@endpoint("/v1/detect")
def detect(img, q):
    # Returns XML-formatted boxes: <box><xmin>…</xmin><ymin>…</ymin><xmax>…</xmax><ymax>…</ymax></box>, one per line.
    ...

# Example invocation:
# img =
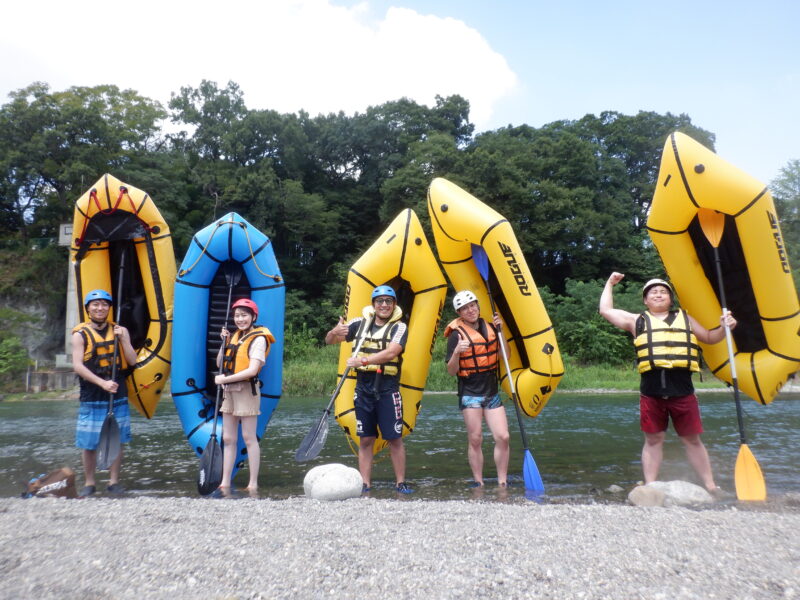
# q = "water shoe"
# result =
<box><xmin>396</xmin><ymin>482</ymin><xmax>414</xmax><ymax>494</ymax></box>
<box><xmin>78</xmin><ymin>485</ymin><xmax>96</xmax><ymax>498</ymax></box>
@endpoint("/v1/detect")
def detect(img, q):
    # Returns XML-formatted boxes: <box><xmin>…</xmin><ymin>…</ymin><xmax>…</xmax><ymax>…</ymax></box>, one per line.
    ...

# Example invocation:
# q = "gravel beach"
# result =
<box><xmin>1</xmin><ymin>495</ymin><xmax>798</xmax><ymax>599</ymax></box>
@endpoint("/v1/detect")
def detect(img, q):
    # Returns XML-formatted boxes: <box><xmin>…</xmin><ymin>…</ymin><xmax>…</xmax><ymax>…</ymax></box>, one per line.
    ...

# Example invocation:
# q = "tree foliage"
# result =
<box><xmin>541</xmin><ymin>278</ymin><xmax>644</xmax><ymax>366</ymax></box>
<box><xmin>771</xmin><ymin>159</ymin><xmax>800</xmax><ymax>288</ymax></box>
<box><xmin>0</xmin><ymin>82</ymin><xmax>166</xmax><ymax>240</ymax></box>
<box><xmin>6</xmin><ymin>78</ymin><xmax>787</xmax><ymax>364</ymax></box>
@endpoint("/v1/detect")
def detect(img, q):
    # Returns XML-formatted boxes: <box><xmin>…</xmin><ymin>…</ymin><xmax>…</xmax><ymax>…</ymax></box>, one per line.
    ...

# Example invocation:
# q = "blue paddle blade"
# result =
<box><xmin>471</xmin><ymin>244</ymin><xmax>490</xmax><ymax>280</ymax></box>
<box><xmin>523</xmin><ymin>449</ymin><xmax>545</xmax><ymax>494</ymax></box>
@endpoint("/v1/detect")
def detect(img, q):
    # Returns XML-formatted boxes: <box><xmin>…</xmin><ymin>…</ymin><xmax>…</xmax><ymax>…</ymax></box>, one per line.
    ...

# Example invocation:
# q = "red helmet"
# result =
<box><xmin>231</xmin><ymin>298</ymin><xmax>258</xmax><ymax>319</ymax></box>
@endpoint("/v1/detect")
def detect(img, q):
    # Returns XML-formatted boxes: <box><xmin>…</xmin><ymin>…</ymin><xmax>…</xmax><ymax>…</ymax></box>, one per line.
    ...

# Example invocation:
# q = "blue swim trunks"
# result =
<box><xmin>459</xmin><ymin>393</ymin><xmax>503</xmax><ymax>411</ymax></box>
<box><xmin>75</xmin><ymin>397</ymin><xmax>132</xmax><ymax>450</ymax></box>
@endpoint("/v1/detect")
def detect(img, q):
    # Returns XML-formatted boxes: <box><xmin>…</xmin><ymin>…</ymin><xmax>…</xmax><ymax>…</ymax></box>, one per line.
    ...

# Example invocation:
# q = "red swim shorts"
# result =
<box><xmin>639</xmin><ymin>394</ymin><xmax>704</xmax><ymax>436</ymax></box>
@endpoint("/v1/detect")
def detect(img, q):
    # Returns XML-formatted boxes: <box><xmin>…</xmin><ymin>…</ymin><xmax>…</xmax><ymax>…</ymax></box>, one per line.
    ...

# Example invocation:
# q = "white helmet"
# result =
<box><xmin>642</xmin><ymin>278</ymin><xmax>673</xmax><ymax>299</ymax></box>
<box><xmin>453</xmin><ymin>290</ymin><xmax>478</xmax><ymax>311</ymax></box>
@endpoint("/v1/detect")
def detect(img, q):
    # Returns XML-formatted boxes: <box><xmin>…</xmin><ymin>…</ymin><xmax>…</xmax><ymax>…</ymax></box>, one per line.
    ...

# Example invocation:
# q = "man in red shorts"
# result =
<box><xmin>599</xmin><ymin>272</ymin><xmax>737</xmax><ymax>493</ymax></box>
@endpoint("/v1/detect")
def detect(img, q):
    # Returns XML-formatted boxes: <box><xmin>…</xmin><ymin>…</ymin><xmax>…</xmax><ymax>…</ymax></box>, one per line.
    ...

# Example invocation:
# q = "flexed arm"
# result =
<box><xmin>599</xmin><ymin>272</ymin><xmax>638</xmax><ymax>336</ymax></box>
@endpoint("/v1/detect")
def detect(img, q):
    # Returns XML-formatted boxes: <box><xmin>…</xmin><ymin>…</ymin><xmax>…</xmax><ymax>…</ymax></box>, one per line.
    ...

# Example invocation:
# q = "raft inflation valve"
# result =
<box><xmin>694</xmin><ymin>164</ymin><xmax>705</xmax><ymax>173</ymax></box>
<box><xmin>441</xmin><ymin>204</ymin><xmax>448</xmax><ymax>212</ymax></box>
<box><xmin>415</xmin><ymin>237</ymin><xmax>422</xmax><ymax>245</ymax></box>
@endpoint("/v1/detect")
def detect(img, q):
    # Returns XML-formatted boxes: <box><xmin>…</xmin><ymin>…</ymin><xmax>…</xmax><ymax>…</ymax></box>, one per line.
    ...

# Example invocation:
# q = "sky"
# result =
<box><xmin>1</xmin><ymin>0</ymin><xmax>797</xmax><ymax>184</ymax></box>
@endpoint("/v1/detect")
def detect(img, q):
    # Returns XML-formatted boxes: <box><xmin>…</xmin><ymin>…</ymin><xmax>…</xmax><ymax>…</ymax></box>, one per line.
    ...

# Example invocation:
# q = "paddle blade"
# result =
<box><xmin>295</xmin><ymin>413</ymin><xmax>330</xmax><ymax>462</ymax></box>
<box><xmin>735</xmin><ymin>444</ymin><xmax>767</xmax><ymax>501</ymax></box>
<box><xmin>96</xmin><ymin>413</ymin><xmax>121</xmax><ymax>471</ymax></box>
<box><xmin>697</xmin><ymin>208</ymin><xmax>725</xmax><ymax>248</ymax></box>
<box><xmin>223</xmin><ymin>260</ymin><xmax>243</xmax><ymax>287</ymax></box>
<box><xmin>197</xmin><ymin>437</ymin><xmax>223</xmax><ymax>495</ymax></box>
<box><xmin>471</xmin><ymin>244</ymin><xmax>490</xmax><ymax>281</ymax></box>
<box><xmin>522</xmin><ymin>449</ymin><xmax>545</xmax><ymax>495</ymax></box>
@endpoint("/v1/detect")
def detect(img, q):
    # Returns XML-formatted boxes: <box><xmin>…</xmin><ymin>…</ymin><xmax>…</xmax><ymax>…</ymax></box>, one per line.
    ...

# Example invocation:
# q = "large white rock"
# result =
<box><xmin>627</xmin><ymin>485</ymin><xmax>666</xmax><ymax>507</ymax></box>
<box><xmin>303</xmin><ymin>463</ymin><xmax>363</xmax><ymax>501</ymax></box>
<box><xmin>628</xmin><ymin>480</ymin><xmax>714</xmax><ymax>507</ymax></box>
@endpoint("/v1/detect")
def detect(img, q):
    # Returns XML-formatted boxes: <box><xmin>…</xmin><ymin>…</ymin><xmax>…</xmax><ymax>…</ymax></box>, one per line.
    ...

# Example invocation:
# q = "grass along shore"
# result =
<box><xmin>282</xmin><ymin>341</ymin><xmax>731</xmax><ymax>396</ymax></box>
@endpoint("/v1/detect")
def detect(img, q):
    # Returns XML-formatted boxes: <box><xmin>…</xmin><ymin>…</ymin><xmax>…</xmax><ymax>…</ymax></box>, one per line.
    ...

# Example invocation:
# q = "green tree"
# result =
<box><xmin>379</xmin><ymin>131</ymin><xmax>462</xmax><ymax>222</ymax></box>
<box><xmin>449</xmin><ymin>124</ymin><xmax>648</xmax><ymax>292</ymax></box>
<box><xmin>0</xmin><ymin>82</ymin><xmax>166</xmax><ymax>239</ymax></box>
<box><xmin>771</xmin><ymin>158</ymin><xmax>800</xmax><ymax>287</ymax></box>
<box><xmin>541</xmin><ymin>277</ymin><xmax>644</xmax><ymax>365</ymax></box>
<box><xmin>570</xmin><ymin>111</ymin><xmax>715</xmax><ymax>231</ymax></box>
<box><xmin>0</xmin><ymin>335</ymin><xmax>29</xmax><ymax>389</ymax></box>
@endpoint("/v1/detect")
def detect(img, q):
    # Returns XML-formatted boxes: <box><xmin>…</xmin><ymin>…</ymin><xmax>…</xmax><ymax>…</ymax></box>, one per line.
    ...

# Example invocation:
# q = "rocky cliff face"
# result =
<box><xmin>1</xmin><ymin>245</ymin><xmax>71</xmax><ymax>365</ymax></box>
<box><xmin>1</xmin><ymin>296</ymin><xmax>67</xmax><ymax>363</ymax></box>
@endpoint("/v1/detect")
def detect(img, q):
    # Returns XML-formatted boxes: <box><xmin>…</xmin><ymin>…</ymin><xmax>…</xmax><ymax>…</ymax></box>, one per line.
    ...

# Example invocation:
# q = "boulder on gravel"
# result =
<box><xmin>303</xmin><ymin>463</ymin><xmax>363</xmax><ymax>501</ymax></box>
<box><xmin>628</xmin><ymin>480</ymin><xmax>714</xmax><ymax>507</ymax></box>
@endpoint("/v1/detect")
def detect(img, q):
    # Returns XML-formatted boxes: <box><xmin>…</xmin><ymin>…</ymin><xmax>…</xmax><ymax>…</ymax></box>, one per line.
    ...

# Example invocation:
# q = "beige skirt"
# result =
<box><xmin>220</xmin><ymin>381</ymin><xmax>261</xmax><ymax>417</ymax></box>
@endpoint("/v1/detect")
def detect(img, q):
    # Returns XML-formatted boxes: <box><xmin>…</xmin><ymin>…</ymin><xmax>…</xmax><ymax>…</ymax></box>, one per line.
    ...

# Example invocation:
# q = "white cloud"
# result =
<box><xmin>0</xmin><ymin>0</ymin><xmax>518</xmax><ymax>129</ymax></box>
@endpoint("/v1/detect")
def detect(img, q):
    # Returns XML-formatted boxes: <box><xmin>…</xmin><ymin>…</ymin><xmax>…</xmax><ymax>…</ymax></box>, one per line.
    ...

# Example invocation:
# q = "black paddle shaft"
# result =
<box><xmin>294</xmin><ymin>315</ymin><xmax>373</xmax><ymax>462</ymax></box>
<box><xmin>210</xmin><ymin>263</ymin><xmax>243</xmax><ymax>440</ymax></box>
<box><xmin>481</xmin><ymin>276</ymin><xmax>532</xmax><ymax>452</ymax></box>
<box><xmin>711</xmin><ymin>247</ymin><xmax>748</xmax><ymax>445</ymax></box>
<box><xmin>108</xmin><ymin>251</ymin><xmax>127</xmax><ymax>412</ymax></box>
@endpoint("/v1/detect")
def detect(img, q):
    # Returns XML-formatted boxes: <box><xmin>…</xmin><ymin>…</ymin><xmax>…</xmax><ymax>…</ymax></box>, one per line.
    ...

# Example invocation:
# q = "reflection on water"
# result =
<box><xmin>1</xmin><ymin>391</ymin><xmax>798</xmax><ymax>504</ymax></box>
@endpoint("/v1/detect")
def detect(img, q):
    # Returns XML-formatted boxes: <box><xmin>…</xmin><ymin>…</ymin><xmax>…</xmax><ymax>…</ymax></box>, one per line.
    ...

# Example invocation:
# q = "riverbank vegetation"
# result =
<box><xmin>280</xmin><ymin>333</ymin><xmax>728</xmax><ymax>397</ymax></box>
<box><xmin>1</xmin><ymin>81</ymin><xmax>798</xmax><ymax>387</ymax></box>
<box><xmin>1</xmin><ymin>358</ymin><xmax>728</xmax><ymax>401</ymax></box>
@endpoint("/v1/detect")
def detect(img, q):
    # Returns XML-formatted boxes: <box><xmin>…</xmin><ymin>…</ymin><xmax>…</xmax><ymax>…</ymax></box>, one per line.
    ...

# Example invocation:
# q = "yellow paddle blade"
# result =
<box><xmin>697</xmin><ymin>208</ymin><xmax>725</xmax><ymax>248</ymax></box>
<box><xmin>735</xmin><ymin>444</ymin><xmax>767</xmax><ymax>501</ymax></box>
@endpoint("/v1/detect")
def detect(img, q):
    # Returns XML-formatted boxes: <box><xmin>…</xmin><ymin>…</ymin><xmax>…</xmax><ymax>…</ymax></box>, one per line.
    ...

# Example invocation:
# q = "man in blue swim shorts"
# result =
<box><xmin>325</xmin><ymin>285</ymin><xmax>412</xmax><ymax>494</ymax></box>
<box><xmin>444</xmin><ymin>290</ymin><xmax>510</xmax><ymax>488</ymax></box>
<box><xmin>72</xmin><ymin>289</ymin><xmax>138</xmax><ymax>497</ymax></box>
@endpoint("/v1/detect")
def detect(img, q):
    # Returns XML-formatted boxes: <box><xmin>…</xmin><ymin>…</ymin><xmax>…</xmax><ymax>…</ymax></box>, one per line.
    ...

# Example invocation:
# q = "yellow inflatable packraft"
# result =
<box><xmin>71</xmin><ymin>174</ymin><xmax>175</xmax><ymax>417</ymax></box>
<box><xmin>427</xmin><ymin>177</ymin><xmax>563</xmax><ymax>417</ymax></box>
<box><xmin>334</xmin><ymin>209</ymin><xmax>447</xmax><ymax>455</ymax></box>
<box><xmin>648</xmin><ymin>132</ymin><xmax>800</xmax><ymax>404</ymax></box>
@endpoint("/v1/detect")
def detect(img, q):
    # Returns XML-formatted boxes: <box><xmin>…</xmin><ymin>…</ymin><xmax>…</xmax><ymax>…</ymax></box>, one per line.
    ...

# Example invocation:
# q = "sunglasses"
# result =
<box><xmin>373</xmin><ymin>298</ymin><xmax>394</xmax><ymax>305</ymax></box>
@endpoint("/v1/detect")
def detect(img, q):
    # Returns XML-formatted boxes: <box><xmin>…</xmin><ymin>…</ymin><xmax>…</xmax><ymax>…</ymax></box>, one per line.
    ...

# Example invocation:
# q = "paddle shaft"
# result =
<box><xmin>294</xmin><ymin>316</ymin><xmax>373</xmax><ymax>461</ymax></box>
<box><xmin>211</xmin><ymin>267</ymin><xmax>240</xmax><ymax>440</ymax></box>
<box><xmin>108</xmin><ymin>251</ymin><xmax>126</xmax><ymax>412</ymax></box>
<box><xmin>315</xmin><ymin>318</ymin><xmax>372</xmax><ymax>428</ymax></box>
<box><xmin>710</xmin><ymin>247</ymin><xmax>748</xmax><ymax>445</ymax></box>
<box><xmin>481</xmin><ymin>278</ymin><xmax>532</xmax><ymax>452</ymax></box>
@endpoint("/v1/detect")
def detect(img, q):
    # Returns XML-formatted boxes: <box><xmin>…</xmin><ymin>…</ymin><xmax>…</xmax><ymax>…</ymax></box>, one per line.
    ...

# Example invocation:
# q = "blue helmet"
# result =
<box><xmin>371</xmin><ymin>285</ymin><xmax>396</xmax><ymax>301</ymax></box>
<box><xmin>84</xmin><ymin>289</ymin><xmax>113</xmax><ymax>306</ymax></box>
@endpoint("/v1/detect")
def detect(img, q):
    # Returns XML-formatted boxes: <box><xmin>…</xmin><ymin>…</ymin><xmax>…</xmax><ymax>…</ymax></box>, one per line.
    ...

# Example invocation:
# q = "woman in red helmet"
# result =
<box><xmin>215</xmin><ymin>298</ymin><xmax>275</xmax><ymax>492</ymax></box>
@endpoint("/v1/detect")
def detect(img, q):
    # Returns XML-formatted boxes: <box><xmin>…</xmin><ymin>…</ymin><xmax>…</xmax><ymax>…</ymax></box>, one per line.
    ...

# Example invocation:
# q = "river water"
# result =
<box><xmin>1</xmin><ymin>391</ymin><xmax>798</xmax><ymax>504</ymax></box>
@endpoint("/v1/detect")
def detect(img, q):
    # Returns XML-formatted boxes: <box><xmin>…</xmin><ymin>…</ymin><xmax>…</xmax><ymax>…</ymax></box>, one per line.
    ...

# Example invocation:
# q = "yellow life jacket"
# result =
<box><xmin>355</xmin><ymin>305</ymin><xmax>403</xmax><ymax>376</ymax></box>
<box><xmin>72</xmin><ymin>321</ymin><xmax>128</xmax><ymax>378</ymax></box>
<box><xmin>634</xmin><ymin>309</ymin><xmax>701</xmax><ymax>373</ymax></box>
<box><xmin>444</xmin><ymin>317</ymin><xmax>499</xmax><ymax>377</ymax></box>
<box><xmin>222</xmin><ymin>326</ymin><xmax>275</xmax><ymax>376</ymax></box>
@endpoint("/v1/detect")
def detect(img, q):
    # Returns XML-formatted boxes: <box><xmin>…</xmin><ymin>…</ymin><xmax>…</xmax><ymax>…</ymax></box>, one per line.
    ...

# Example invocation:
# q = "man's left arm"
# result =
<box><xmin>689</xmin><ymin>311</ymin><xmax>736</xmax><ymax>345</ymax></box>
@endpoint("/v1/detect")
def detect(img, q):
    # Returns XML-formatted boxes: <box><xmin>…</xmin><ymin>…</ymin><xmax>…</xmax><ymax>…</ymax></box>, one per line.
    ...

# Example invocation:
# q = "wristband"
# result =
<box><xmin>361</xmin><ymin>357</ymin><xmax>369</xmax><ymax>366</ymax></box>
